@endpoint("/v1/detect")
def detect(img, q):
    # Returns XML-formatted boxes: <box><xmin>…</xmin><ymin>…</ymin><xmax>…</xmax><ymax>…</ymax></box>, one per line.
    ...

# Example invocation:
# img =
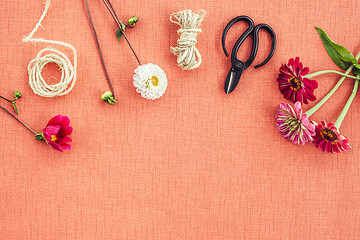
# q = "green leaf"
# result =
<box><xmin>316</xmin><ymin>27</ymin><xmax>357</xmax><ymax>70</ymax></box>
<box><xmin>12</xmin><ymin>102</ymin><xmax>18</xmax><ymax>115</ymax></box>
<box><xmin>116</xmin><ymin>23</ymin><xmax>126</xmax><ymax>42</ymax></box>
<box><xmin>116</xmin><ymin>28</ymin><xmax>123</xmax><ymax>41</ymax></box>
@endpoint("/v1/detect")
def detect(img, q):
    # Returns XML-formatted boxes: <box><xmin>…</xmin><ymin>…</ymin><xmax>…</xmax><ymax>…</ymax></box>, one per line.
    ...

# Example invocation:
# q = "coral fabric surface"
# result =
<box><xmin>1</xmin><ymin>0</ymin><xmax>360</xmax><ymax>239</ymax></box>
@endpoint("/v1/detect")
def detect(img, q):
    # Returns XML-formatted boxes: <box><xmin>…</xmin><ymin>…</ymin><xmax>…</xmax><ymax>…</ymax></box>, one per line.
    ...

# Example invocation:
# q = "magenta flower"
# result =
<box><xmin>276</xmin><ymin>101</ymin><xmax>315</xmax><ymax>145</ymax></box>
<box><xmin>42</xmin><ymin>115</ymin><xmax>72</xmax><ymax>152</ymax></box>
<box><xmin>277</xmin><ymin>57</ymin><xmax>318</xmax><ymax>104</ymax></box>
<box><xmin>313</xmin><ymin>121</ymin><xmax>351</xmax><ymax>153</ymax></box>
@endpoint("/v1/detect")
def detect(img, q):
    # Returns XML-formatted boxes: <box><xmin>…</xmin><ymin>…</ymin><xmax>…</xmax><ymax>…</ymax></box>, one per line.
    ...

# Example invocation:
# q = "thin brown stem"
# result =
<box><xmin>84</xmin><ymin>0</ymin><xmax>116</xmax><ymax>99</ymax></box>
<box><xmin>0</xmin><ymin>95</ymin><xmax>15</xmax><ymax>103</ymax></box>
<box><xmin>0</xmin><ymin>104</ymin><xmax>37</xmax><ymax>134</ymax></box>
<box><xmin>102</xmin><ymin>0</ymin><xmax>142</xmax><ymax>65</ymax></box>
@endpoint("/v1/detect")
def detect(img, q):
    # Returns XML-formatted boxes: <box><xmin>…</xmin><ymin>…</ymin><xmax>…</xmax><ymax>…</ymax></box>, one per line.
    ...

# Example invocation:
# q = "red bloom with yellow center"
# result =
<box><xmin>313</xmin><ymin>121</ymin><xmax>351</xmax><ymax>153</ymax></box>
<box><xmin>42</xmin><ymin>115</ymin><xmax>72</xmax><ymax>152</ymax></box>
<box><xmin>277</xmin><ymin>57</ymin><xmax>318</xmax><ymax>104</ymax></box>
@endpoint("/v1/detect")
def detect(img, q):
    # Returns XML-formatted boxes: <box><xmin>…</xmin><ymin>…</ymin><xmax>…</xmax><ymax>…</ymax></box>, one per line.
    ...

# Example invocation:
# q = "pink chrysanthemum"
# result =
<box><xmin>276</xmin><ymin>101</ymin><xmax>315</xmax><ymax>145</ymax></box>
<box><xmin>313</xmin><ymin>121</ymin><xmax>351</xmax><ymax>153</ymax></box>
<box><xmin>42</xmin><ymin>115</ymin><xmax>73</xmax><ymax>152</ymax></box>
<box><xmin>277</xmin><ymin>57</ymin><xmax>318</xmax><ymax>104</ymax></box>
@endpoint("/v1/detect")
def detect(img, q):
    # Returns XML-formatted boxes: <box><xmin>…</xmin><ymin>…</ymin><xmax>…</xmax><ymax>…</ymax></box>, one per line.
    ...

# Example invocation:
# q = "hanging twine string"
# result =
<box><xmin>23</xmin><ymin>0</ymin><xmax>77</xmax><ymax>97</ymax></box>
<box><xmin>170</xmin><ymin>10</ymin><xmax>206</xmax><ymax>70</ymax></box>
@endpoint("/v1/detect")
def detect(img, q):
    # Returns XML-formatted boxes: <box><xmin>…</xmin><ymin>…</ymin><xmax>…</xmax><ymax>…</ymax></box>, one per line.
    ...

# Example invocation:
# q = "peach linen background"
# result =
<box><xmin>1</xmin><ymin>0</ymin><xmax>360</xmax><ymax>239</ymax></box>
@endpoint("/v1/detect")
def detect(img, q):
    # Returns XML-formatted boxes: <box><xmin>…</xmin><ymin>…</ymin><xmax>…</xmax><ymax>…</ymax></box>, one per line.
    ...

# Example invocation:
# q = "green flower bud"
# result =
<box><xmin>14</xmin><ymin>91</ymin><xmax>22</xmax><ymax>99</ymax></box>
<box><xmin>128</xmin><ymin>16</ymin><xmax>139</xmax><ymax>26</ymax></box>
<box><xmin>101</xmin><ymin>91</ymin><xmax>117</xmax><ymax>106</ymax></box>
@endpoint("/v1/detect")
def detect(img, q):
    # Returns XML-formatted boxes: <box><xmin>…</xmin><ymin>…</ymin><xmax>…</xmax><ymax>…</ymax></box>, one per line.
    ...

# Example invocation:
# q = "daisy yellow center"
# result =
<box><xmin>51</xmin><ymin>135</ymin><xmax>57</xmax><ymax>142</ymax></box>
<box><xmin>320</xmin><ymin>128</ymin><xmax>338</xmax><ymax>143</ymax></box>
<box><xmin>149</xmin><ymin>76</ymin><xmax>159</xmax><ymax>87</ymax></box>
<box><xmin>289</xmin><ymin>76</ymin><xmax>302</xmax><ymax>91</ymax></box>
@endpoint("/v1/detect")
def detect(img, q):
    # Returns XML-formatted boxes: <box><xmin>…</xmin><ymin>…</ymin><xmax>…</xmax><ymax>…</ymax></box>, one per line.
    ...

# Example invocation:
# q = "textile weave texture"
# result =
<box><xmin>1</xmin><ymin>0</ymin><xmax>359</xmax><ymax>239</ymax></box>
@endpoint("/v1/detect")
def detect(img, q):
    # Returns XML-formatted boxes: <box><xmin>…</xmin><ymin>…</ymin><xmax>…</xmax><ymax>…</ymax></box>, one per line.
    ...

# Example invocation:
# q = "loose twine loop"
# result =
<box><xmin>170</xmin><ymin>10</ymin><xmax>206</xmax><ymax>70</ymax></box>
<box><xmin>23</xmin><ymin>0</ymin><xmax>77</xmax><ymax>97</ymax></box>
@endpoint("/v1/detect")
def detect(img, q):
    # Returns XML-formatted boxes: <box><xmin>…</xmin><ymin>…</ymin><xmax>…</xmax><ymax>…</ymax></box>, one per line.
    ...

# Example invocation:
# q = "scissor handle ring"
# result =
<box><xmin>252</xmin><ymin>24</ymin><xmax>276</xmax><ymax>69</ymax></box>
<box><xmin>221</xmin><ymin>16</ymin><xmax>254</xmax><ymax>57</ymax></box>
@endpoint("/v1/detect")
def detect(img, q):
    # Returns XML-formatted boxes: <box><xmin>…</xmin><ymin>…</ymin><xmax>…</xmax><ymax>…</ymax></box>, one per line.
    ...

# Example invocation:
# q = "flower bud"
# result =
<box><xmin>128</xmin><ymin>16</ymin><xmax>139</xmax><ymax>26</ymax></box>
<box><xmin>14</xmin><ymin>91</ymin><xmax>22</xmax><ymax>99</ymax></box>
<box><xmin>101</xmin><ymin>91</ymin><xmax>117</xmax><ymax>105</ymax></box>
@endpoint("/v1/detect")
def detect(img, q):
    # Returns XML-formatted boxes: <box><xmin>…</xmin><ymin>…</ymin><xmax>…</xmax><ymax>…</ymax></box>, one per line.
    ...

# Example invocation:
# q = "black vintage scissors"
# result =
<box><xmin>222</xmin><ymin>16</ymin><xmax>276</xmax><ymax>94</ymax></box>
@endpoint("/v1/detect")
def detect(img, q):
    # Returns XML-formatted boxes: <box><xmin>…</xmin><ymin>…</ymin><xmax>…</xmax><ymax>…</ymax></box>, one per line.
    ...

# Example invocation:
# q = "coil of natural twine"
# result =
<box><xmin>170</xmin><ymin>10</ymin><xmax>206</xmax><ymax>70</ymax></box>
<box><xmin>23</xmin><ymin>0</ymin><xmax>77</xmax><ymax>97</ymax></box>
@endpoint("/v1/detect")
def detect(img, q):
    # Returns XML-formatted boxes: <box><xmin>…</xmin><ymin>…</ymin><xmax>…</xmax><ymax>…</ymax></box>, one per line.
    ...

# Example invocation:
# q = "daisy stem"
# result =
<box><xmin>305</xmin><ymin>51</ymin><xmax>360</xmax><ymax>117</ymax></box>
<box><xmin>84</xmin><ymin>0</ymin><xmax>116</xmax><ymax>99</ymax></box>
<box><xmin>0</xmin><ymin>104</ymin><xmax>37</xmax><ymax>134</ymax></box>
<box><xmin>304</xmin><ymin>70</ymin><xmax>359</xmax><ymax>80</ymax></box>
<box><xmin>102</xmin><ymin>0</ymin><xmax>142</xmax><ymax>65</ymax></box>
<box><xmin>334</xmin><ymin>77</ymin><xmax>359</xmax><ymax>130</ymax></box>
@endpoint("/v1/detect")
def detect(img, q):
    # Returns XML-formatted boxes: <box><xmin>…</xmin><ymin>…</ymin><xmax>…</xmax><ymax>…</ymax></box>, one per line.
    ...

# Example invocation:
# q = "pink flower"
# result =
<box><xmin>276</xmin><ymin>102</ymin><xmax>315</xmax><ymax>145</ymax></box>
<box><xmin>277</xmin><ymin>57</ymin><xmax>318</xmax><ymax>104</ymax></box>
<box><xmin>313</xmin><ymin>121</ymin><xmax>351</xmax><ymax>153</ymax></box>
<box><xmin>42</xmin><ymin>115</ymin><xmax>72</xmax><ymax>152</ymax></box>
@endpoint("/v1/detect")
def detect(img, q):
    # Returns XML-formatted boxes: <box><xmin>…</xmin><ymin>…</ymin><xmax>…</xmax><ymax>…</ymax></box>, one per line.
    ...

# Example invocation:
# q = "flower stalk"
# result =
<box><xmin>305</xmin><ymin>51</ymin><xmax>360</xmax><ymax>117</ymax></box>
<box><xmin>102</xmin><ymin>0</ymin><xmax>142</xmax><ymax>65</ymax></box>
<box><xmin>0</xmin><ymin>104</ymin><xmax>37</xmax><ymax>134</ymax></box>
<box><xmin>84</xmin><ymin>0</ymin><xmax>116</xmax><ymax>100</ymax></box>
<box><xmin>334</xmin><ymin>77</ymin><xmax>359</xmax><ymax>129</ymax></box>
<box><xmin>305</xmin><ymin>70</ymin><xmax>359</xmax><ymax>80</ymax></box>
<box><xmin>0</xmin><ymin>95</ymin><xmax>16</xmax><ymax>102</ymax></box>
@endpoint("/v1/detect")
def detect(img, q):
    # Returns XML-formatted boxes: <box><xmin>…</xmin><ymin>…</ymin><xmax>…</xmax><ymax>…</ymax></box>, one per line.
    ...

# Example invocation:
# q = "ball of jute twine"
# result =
<box><xmin>23</xmin><ymin>0</ymin><xmax>77</xmax><ymax>97</ymax></box>
<box><xmin>170</xmin><ymin>10</ymin><xmax>206</xmax><ymax>70</ymax></box>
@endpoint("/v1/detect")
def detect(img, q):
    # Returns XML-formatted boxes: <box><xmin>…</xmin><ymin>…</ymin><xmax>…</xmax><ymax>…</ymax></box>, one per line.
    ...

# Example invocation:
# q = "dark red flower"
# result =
<box><xmin>277</xmin><ymin>57</ymin><xmax>318</xmax><ymax>104</ymax></box>
<box><xmin>313</xmin><ymin>121</ymin><xmax>351</xmax><ymax>153</ymax></box>
<box><xmin>42</xmin><ymin>115</ymin><xmax>72</xmax><ymax>152</ymax></box>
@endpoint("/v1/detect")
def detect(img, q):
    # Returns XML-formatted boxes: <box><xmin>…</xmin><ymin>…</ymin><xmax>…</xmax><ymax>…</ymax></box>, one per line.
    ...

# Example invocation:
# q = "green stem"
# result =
<box><xmin>0</xmin><ymin>104</ymin><xmax>37</xmax><ymax>134</ymax></box>
<box><xmin>334</xmin><ymin>77</ymin><xmax>359</xmax><ymax>129</ymax></box>
<box><xmin>305</xmin><ymin>51</ymin><xmax>360</xmax><ymax>117</ymax></box>
<box><xmin>304</xmin><ymin>70</ymin><xmax>359</xmax><ymax>80</ymax></box>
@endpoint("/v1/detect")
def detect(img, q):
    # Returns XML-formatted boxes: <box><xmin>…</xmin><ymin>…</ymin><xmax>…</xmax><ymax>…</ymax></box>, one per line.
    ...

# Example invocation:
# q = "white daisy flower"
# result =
<box><xmin>133</xmin><ymin>63</ymin><xmax>167</xmax><ymax>100</ymax></box>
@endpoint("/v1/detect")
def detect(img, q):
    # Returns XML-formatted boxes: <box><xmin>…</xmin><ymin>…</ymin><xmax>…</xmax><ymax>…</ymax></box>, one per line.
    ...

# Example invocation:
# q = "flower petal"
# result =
<box><xmin>300</xmin><ymin>67</ymin><xmax>309</xmax><ymax>76</ymax></box>
<box><xmin>276</xmin><ymin>102</ymin><xmax>315</xmax><ymax>145</ymax></box>
<box><xmin>59</xmin><ymin>116</ymin><xmax>70</xmax><ymax>127</ymax></box>
<box><xmin>42</xmin><ymin>129</ymin><xmax>52</xmax><ymax>142</ymax></box>
<box><xmin>277</xmin><ymin>57</ymin><xmax>317</xmax><ymax>104</ymax></box>
<box><xmin>56</xmin><ymin>136</ymin><xmax>72</xmax><ymax>145</ymax></box>
<box><xmin>58</xmin><ymin>126</ymin><xmax>73</xmax><ymax>137</ymax></box>
<box><xmin>313</xmin><ymin>121</ymin><xmax>350</xmax><ymax>153</ymax></box>
<box><xmin>46</xmin><ymin>115</ymin><xmax>70</xmax><ymax>127</ymax></box>
<box><xmin>45</xmin><ymin>125</ymin><xmax>61</xmax><ymax>136</ymax></box>
<box><xmin>47</xmin><ymin>115</ymin><xmax>62</xmax><ymax>126</ymax></box>
<box><xmin>60</xmin><ymin>144</ymin><xmax>71</xmax><ymax>150</ymax></box>
<box><xmin>48</xmin><ymin>142</ymin><xmax>63</xmax><ymax>152</ymax></box>
<box><xmin>133</xmin><ymin>63</ymin><xmax>168</xmax><ymax>100</ymax></box>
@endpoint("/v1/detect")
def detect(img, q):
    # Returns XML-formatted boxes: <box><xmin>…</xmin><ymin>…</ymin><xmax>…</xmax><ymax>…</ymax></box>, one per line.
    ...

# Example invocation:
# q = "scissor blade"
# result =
<box><xmin>225</xmin><ymin>68</ymin><xmax>243</xmax><ymax>94</ymax></box>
